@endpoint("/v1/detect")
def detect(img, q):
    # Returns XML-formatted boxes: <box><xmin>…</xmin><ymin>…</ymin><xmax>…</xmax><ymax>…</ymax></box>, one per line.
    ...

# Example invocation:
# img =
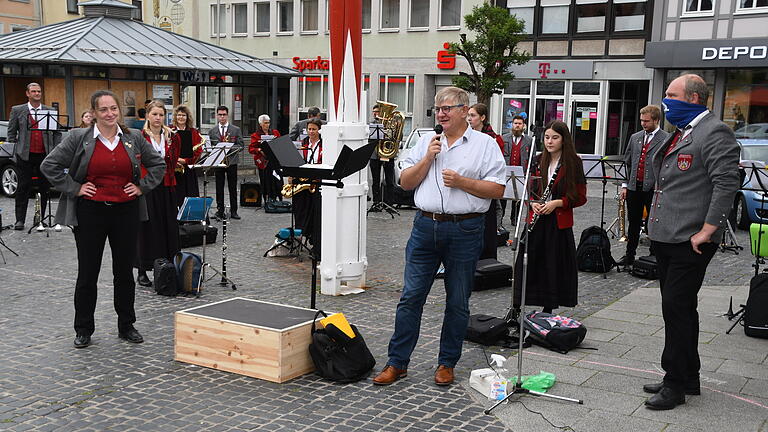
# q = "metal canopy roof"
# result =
<box><xmin>0</xmin><ymin>16</ymin><xmax>299</xmax><ymax>77</ymax></box>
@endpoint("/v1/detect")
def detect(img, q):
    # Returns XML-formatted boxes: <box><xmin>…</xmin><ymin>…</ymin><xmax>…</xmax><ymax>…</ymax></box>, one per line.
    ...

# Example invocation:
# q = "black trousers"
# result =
<box><xmin>259</xmin><ymin>164</ymin><xmax>283</xmax><ymax>201</ymax></box>
<box><xmin>626</xmin><ymin>189</ymin><xmax>654</xmax><ymax>257</ymax></box>
<box><xmin>500</xmin><ymin>200</ymin><xmax>520</xmax><ymax>226</ymax></box>
<box><xmin>73</xmin><ymin>199</ymin><xmax>140</xmax><ymax>336</ymax></box>
<box><xmin>480</xmin><ymin>200</ymin><xmax>498</xmax><ymax>260</ymax></box>
<box><xmin>215</xmin><ymin>164</ymin><xmax>238</xmax><ymax>214</ymax></box>
<box><xmin>15</xmin><ymin>152</ymin><xmax>50</xmax><ymax>223</ymax></box>
<box><xmin>652</xmin><ymin>240</ymin><xmax>716</xmax><ymax>391</ymax></box>
<box><xmin>369</xmin><ymin>159</ymin><xmax>395</xmax><ymax>204</ymax></box>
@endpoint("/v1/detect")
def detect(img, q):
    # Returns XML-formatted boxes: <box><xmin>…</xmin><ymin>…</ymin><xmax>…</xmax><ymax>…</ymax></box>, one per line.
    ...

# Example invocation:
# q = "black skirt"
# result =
<box><xmin>137</xmin><ymin>184</ymin><xmax>180</xmax><ymax>271</ymax></box>
<box><xmin>174</xmin><ymin>169</ymin><xmax>199</xmax><ymax>208</ymax></box>
<box><xmin>513</xmin><ymin>212</ymin><xmax>578</xmax><ymax>309</ymax></box>
<box><xmin>292</xmin><ymin>189</ymin><xmax>322</xmax><ymax>255</ymax></box>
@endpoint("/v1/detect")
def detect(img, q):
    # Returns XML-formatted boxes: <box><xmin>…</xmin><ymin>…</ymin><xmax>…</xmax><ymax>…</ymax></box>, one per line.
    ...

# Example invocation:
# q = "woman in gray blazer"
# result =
<box><xmin>40</xmin><ymin>90</ymin><xmax>165</xmax><ymax>349</ymax></box>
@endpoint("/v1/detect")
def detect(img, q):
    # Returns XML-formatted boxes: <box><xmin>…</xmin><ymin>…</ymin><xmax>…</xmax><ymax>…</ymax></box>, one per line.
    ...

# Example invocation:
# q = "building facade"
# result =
<box><xmin>0</xmin><ymin>0</ymin><xmax>41</xmax><ymax>34</ymax></box>
<box><xmin>646</xmin><ymin>0</ymin><xmax>768</xmax><ymax>137</ymax></box>
<box><xmin>197</xmin><ymin>0</ymin><xmax>657</xmax><ymax>154</ymax></box>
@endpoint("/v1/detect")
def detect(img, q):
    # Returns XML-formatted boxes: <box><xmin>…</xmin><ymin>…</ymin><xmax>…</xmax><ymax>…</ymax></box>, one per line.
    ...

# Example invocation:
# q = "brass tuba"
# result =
<box><xmin>281</xmin><ymin>179</ymin><xmax>317</xmax><ymax>198</ymax></box>
<box><xmin>375</xmin><ymin>100</ymin><xmax>405</xmax><ymax>160</ymax></box>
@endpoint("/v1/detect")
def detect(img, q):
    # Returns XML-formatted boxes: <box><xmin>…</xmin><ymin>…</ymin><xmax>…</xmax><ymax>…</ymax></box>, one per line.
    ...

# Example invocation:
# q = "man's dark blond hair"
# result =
<box><xmin>640</xmin><ymin>105</ymin><xmax>662</xmax><ymax>121</ymax></box>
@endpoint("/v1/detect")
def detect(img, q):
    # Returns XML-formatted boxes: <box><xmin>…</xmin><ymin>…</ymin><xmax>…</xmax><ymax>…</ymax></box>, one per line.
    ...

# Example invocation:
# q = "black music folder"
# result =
<box><xmin>265</xmin><ymin>135</ymin><xmax>376</xmax><ymax>181</ymax></box>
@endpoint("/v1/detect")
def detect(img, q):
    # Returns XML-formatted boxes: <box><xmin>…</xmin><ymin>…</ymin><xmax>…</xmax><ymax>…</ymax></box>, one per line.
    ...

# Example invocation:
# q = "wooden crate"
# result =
<box><xmin>175</xmin><ymin>297</ymin><xmax>327</xmax><ymax>383</ymax></box>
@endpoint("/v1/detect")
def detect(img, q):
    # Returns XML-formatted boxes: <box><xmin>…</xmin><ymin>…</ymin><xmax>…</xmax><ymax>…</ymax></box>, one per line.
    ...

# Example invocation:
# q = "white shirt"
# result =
<box><xmin>93</xmin><ymin>124</ymin><xmax>123</xmax><ymax>151</ymax></box>
<box><xmin>27</xmin><ymin>102</ymin><xmax>41</xmax><ymax>114</ymax></box>
<box><xmin>305</xmin><ymin>138</ymin><xmax>321</xmax><ymax>164</ymax></box>
<box><xmin>149</xmin><ymin>131</ymin><xmax>166</xmax><ymax>157</ymax></box>
<box><xmin>402</xmin><ymin>126</ymin><xmax>506</xmax><ymax>214</ymax></box>
<box><xmin>218</xmin><ymin>122</ymin><xmax>229</xmax><ymax>138</ymax></box>
<box><xmin>622</xmin><ymin>126</ymin><xmax>660</xmax><ymax>188</ymax></box>
<box><xmin>683</xmin><ymin>110</ymin><xmax>709</xmax><ymax>139</ymax></box>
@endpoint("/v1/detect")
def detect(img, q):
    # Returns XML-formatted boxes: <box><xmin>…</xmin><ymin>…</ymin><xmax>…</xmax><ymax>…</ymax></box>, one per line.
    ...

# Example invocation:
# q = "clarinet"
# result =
<box><xmin>220</xmin><ymin>214</ymin><xmax>228</xmax><ymax>285</ymax></box>
<box><xmin>528</xmin><ymin>163</ymin><xmax>561</xmax><ymax>233</ymax></box>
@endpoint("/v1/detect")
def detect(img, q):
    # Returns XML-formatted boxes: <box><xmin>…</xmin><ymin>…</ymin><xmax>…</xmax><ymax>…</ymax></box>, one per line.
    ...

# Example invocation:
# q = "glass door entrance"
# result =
<box><xmin>533</xmin><ymin>98</ymin><xmax>564</xmax><ymax>147</ymax></box>
<box><xmin>570</xmin><ymin>101</ymin><xmax>598</xmax><ymax>154</ymax></box>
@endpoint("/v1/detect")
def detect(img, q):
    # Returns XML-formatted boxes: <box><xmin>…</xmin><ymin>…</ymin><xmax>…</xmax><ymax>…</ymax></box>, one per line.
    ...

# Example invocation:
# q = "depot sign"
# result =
<box><xmin>646</xmin><ymin>38</ymin><xmax>768</xmax><ymax>68</ymax></box>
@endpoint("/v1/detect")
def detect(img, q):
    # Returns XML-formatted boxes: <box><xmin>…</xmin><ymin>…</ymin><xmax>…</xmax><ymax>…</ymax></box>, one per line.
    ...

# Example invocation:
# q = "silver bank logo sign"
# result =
<box><xmin>702</xmin><ymin>45</ymin><xmax>768</xmax><ymax>60</ymax></box>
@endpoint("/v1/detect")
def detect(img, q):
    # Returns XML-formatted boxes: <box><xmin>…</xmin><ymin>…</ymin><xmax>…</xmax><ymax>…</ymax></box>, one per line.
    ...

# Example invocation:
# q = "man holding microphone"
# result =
<box><xmin>373</xmin><ymin>87</ymin><xmax>506</xmax><ymax>387</ymax></box>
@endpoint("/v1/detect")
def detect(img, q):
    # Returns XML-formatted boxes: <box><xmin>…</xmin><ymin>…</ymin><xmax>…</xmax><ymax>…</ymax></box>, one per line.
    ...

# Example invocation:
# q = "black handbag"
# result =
<box><xmin>308</xmin><ymin>310</ymin><xmax>376</xmax><ymax>383</ymax></box>
<box><xmin>465</xmin><ymin>314</ymin><xmax>511</xmax><ymax>345</ymax></box>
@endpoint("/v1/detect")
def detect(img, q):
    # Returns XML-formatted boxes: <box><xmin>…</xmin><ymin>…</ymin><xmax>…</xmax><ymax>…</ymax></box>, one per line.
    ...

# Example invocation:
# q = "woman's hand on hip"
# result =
<box><xmin>78</xmin><ymin>182</ymin><xmax>96</xmax><ymax>197</ymax></box>
<box><xmin>123</xmin><ymin>183</ymin><xmax>142</xmax><ymax>197</ymax></box>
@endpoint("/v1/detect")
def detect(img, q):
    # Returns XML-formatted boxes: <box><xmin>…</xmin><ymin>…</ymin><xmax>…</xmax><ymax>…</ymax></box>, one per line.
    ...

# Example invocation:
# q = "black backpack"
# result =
<box><xmin>523</xmin><ymin>311</ymin><xmax>587</xmax><ymax>354</ymax></box>
<box><xmin>576</xmin><ymin>226</ymin><xmax>615</xmax><ymax>273</ymax></box>
<box><xmin>308</xmin><ymin>311</ymin><xmax>376</xmax><ymax>383</ymax></box>
<box><xmin>465</xmin><ymin>314</ymin><xmax>512</xmax><ymax>345</ymax></box>
<box><xmin>264</xmin><ymin>200</ymin><xmax>292</xmax><ymax>214</ymax></box>
<box><xmin>153</xmin><ymin>258</ymin><xmax>179</xmax><ymax>296</ymax></box>
<box><xmin>744</xmin><ymin>273</ymin><xmax>768</xmax><ymax>339</ymax></box>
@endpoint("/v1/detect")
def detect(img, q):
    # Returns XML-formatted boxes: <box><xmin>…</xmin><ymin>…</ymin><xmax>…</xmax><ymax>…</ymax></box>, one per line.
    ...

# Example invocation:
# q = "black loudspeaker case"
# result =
<box><xmin>240</xmin><ymin>182</ymin><xmax>262</xmax><ymax>207</ymax></box>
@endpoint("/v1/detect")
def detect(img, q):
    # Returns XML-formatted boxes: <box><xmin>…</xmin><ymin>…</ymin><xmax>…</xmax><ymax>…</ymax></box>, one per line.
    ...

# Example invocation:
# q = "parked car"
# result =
<box><xmin>391</xmin><ymin>127</ymin><xmax>433</xmax><ymax>208</ymax></box>
<box><xmin>732</xmin><ymin>139</ymin><xmax>768</xmax><ymax>230</ymax></box>
<box><xmin>734</xmin><ymin>123</ymin><xmax>768</xmax><ymax>139</ymax></box>
<box><xmin>0</xmin><ymin>120</ymin><xmax>19</xmax><ymax>197</ymax></box>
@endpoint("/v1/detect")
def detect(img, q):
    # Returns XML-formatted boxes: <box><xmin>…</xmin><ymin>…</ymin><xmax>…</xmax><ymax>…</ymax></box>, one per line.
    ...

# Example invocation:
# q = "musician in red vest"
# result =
<box><xmin>249</xmin><ymin>114</ymin><xmax>283</xmax><ymax>202</ymax></box>
<box><xmin>617</xmin><ymin>105</ymin><xmax>669</xmax><ymax>266</ymax></box>
<box><xmin>7</xmin><ymin>82</ymin><xmax>62</xmax><ymax>230</ymax></box>
<box><xmin>292</xmin><ymin>118</ymin><xmax>323</xmax><ymax>256</ymax></box>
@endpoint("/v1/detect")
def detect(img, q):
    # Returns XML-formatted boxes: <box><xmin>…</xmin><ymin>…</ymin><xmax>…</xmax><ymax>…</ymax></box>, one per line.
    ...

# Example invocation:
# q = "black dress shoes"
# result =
<box><xmin>617</xmin><ymin>255</ymin><xmax>635</xmax><ymax>266</ymax></box>
<box><xmin>643</xmin><ymin>381</ymin><xmax>700</xmax><ymax>395</ymax></box>
<box><xmin>645</xmin><ymin>386</ymin><xmax>685</xmax><ymax>410</ymax></box>
<box><xmin>137</xmin><ymin>273</ymin><xmax>152</xmax><ymax>287</ymax></box>
<box><xmin>14</xmin><ymin>221</ymin><xmax>24</xmax><ymax>230</ymax></box>
<box><xmin>74</xmin><ymin>334</ymin><xmax>91</xmax><ymax>348</ymax></box>
<box><xmin>119</xmin><ymin>328</ymin><xmax>144</xmax><ymax>344</ymax></box>
<box><xmin>230</xmin><ymin>212</ymin><xmax>241</xmax><ymax>220</ymax></box>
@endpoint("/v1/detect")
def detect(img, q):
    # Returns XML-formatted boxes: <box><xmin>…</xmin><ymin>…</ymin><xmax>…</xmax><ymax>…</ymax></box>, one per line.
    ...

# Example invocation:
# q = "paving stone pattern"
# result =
<box><xmin>0</xmin><ymin>182</ymin><xmax>761</xmax><ymax>431</ymax></box>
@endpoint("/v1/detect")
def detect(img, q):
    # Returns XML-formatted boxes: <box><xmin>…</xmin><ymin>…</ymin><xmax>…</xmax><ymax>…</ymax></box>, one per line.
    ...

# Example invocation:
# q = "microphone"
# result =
<box><xmin>433</xmin><ymin>124</ymin><xmax>443</xmax><ymax>159</ymax></box>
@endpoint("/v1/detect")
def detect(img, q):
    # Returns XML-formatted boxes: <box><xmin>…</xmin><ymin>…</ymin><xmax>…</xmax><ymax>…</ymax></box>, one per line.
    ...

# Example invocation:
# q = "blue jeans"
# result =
<box><xmin>387</xmin><ymin>212</ymin><xmax>484</xmax><ymax>369</ymax></box>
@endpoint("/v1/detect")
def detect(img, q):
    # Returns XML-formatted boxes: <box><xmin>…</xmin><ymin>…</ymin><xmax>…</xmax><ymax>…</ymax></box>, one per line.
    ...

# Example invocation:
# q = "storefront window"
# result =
<box><xmin>73</xmin><ymin>66</ymin><xmax>107</xmax><ymax>78</ymax></box>
<box><xmin>724</xmin><ymin>69</ymin><xmax>768</xmax><ymax>138</ymax></box>
<box><xmin>572</xmin><ymin>82</ymin><xmax>600</xmax><ymax>95</ymax></box>
<box><xmin>501</xmin><ymin>97</ymin><xmax>530</xmax><ymax>135</ymax></box>
<box><xmin>505</xmin><ymin>80</ymin><xmax>531</xmax><ymax>95</ymax></box>
<box><xmin>536</xmin><ymin>80</ymin><xmax>565</xmax><ymax>96</ymax></box>
<box><xmin>379</xmin><ymin>75</ymin><xmax>415</xmax><ymax>134</ymax></box>
<box><xmin>23</xmin><ymin>64</ymin><xmax>43</xmax><ymax>76</ymax></box>
<box><xmin>298</xmin><ymin>75</ymin><xmax>328</xmax><ymax>110</ymax></box>
<box><xmin>663</xmin><ymin>70</ymin><xmax>715</xmax><ymax>115</ymax></box>
<box><xmin>47</xmin><ymin>65</ymin><xmax>66</xmax><ymax>77</ymax></box>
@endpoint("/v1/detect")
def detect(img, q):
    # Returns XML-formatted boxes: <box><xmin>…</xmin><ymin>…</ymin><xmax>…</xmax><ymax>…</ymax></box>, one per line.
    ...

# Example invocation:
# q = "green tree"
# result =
<box><xmin>449</xmin><ymin>4</ymin><xmax>531</xmax><ymax>106</ymax></box>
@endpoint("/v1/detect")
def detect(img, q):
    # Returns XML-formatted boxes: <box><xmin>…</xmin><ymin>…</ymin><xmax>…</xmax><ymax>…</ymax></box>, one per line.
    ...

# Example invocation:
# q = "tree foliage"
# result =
<box><xmin>449</xmin><ymin>4</ymin><xmax>531</xmax><ymax>106</ymax></box>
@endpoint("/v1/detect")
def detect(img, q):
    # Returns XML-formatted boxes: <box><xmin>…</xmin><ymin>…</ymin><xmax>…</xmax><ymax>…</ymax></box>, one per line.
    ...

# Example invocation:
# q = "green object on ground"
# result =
<box><xmin>520</xmin><ymin>371</ymin><xmax>556</xmax><ymax>393</ymax></box>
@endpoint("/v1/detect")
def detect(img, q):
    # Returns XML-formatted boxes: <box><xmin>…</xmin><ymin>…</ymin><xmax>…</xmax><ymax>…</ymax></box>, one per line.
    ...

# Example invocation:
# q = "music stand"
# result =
<box><xmin>187</xmin><ymin>147</ymin><xmax>239</xmax><ymax>294</ymax></box>
<box><xmin>28</xmin><ymin>110</ymin><xmax>67</xmax><ymax>235</ymax></box>
<box><xmin>367</xmin><ymin>123</ymin><xmax>399</xmax><ymax>218</ymax></box>
<box><xmin>502</xmin><ymin>165</ymin><xmax>527</xmax><ymax>250</ymax></box>
<box><xmin>0</xmin><ymin>218</ymin><xmax>20</xmax><ymax>264</ymax></box>
<box><xmin>265</xmin><ymin>135</ymin><xmax>377</xmax><ymax>309</ymax></box>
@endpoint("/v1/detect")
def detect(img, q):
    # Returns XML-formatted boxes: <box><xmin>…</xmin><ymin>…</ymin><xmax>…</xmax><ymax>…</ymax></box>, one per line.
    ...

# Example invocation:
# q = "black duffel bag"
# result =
<box><xmin>308</xmin><ymin>310</ymin><xmax>376</xmax><ymax>383</ymax></box>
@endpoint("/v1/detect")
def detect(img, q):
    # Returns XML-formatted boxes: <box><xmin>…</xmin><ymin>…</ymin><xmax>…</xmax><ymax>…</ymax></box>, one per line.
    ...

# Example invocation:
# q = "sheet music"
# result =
<box><xmin>581</xmin><ymin>154</ymin><xmax>604</xmax><ymax>179</ymax></box>
<box><xmin>300</xmin><ymin>163</ymin><xmax>333</xmax><ymax>170</ymax></box>
<box><xmin>31</xmin><ymin>110</ymin><xmax>59</xmax><ymax>131</ymax></box>
<box><xmin>503</xmin><ymin>166</ymin><xmax>525</xmax><ymax>200</ymax></box>
<box><xmin>260</xmin><ymin>135</ymin><xmax>275</xmax><ymax>141</ymax></box>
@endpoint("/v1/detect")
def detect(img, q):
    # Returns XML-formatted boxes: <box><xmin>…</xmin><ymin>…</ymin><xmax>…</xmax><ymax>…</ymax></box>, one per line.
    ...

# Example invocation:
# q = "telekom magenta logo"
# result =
<box><xmin>538</xmin><ymin>62</ymin><xmax>566</xmax><ymax>79</ymax></box>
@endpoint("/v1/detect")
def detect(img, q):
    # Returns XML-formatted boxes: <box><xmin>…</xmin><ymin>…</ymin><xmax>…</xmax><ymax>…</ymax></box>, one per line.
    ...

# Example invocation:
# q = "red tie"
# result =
<box><xmin>665</xmin><ymin>130</ymin><xmax>682</xmax><ymax>157</ymax></box>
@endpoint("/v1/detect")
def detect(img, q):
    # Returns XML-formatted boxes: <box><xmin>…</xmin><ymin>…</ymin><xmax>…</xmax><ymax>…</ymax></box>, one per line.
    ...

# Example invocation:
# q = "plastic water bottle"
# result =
<box><xmin>489</xmin><ymin>354</ymin><xmax>509</xmax><ymax>401</ymax></box>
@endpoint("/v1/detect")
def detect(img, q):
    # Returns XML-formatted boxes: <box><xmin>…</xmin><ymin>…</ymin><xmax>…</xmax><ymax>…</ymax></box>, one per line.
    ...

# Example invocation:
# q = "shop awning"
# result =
<box><xmin>0</xmin><ymin>15</ymin><xmax>298</xmax><ymax>77</ymax></box>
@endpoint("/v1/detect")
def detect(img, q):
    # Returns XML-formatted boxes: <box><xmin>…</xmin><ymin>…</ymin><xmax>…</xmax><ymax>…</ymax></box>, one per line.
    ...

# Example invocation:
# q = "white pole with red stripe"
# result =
<box><xmin>319</xmin><ymin>0</ymin><xmax>367</xmax><ymax>296</ymax></box>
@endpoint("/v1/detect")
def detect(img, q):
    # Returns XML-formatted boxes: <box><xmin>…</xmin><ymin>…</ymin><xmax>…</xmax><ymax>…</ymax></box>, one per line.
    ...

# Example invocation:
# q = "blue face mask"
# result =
<box><xmin>662</xmin><ymin>98</ymin><xmax>708</xmax><ymax>129</ymax></box>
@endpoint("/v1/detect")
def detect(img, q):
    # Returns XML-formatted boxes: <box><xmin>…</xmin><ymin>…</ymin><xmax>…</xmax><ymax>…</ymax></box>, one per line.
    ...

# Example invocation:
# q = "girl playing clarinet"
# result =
<box><xmin>513</xmin><ymin>120</ymin><xmax>586</xmax><ymax>316</ymax></box>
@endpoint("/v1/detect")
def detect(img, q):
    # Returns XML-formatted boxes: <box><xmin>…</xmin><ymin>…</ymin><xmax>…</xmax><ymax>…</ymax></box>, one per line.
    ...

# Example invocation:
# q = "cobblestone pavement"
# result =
<box><xmin>0</xmin><ymin>181</ymin><xmax>758</xmax><ymax>431</ymax></box>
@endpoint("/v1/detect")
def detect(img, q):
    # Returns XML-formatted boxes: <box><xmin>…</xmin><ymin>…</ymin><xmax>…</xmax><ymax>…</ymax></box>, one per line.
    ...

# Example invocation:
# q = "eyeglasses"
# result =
<box><xmin>433</xmin><ymin>104</ymin><xmax>465</xmax><ymax>114</ymax></box>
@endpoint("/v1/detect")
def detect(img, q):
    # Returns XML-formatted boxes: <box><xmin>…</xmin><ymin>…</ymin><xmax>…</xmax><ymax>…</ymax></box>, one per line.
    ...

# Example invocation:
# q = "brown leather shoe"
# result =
<box><xmin>372</xmin><ymin>365</ymin><xmax>407</xmax><ymax>386</ymax></box>
<box><xmin>435</xmin><ymin>365</ymin><xmax>454</xmax><ymax>386</ymax></box>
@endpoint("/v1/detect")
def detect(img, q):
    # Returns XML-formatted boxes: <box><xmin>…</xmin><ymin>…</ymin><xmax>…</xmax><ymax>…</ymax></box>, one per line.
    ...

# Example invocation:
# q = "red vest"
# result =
<box><xmin>85</xmin><ymin>141</ymin><xmax>134</xmax><ymax>203</ymax></box>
